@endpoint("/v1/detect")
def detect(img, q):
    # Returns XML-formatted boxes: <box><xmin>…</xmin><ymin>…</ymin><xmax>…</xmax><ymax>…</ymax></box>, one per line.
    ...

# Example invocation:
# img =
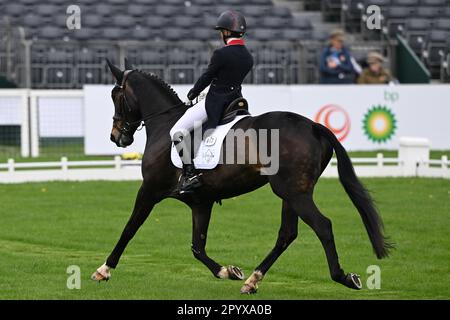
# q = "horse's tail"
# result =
<box><xmin>314</xmin><ymin>123</ymin><xmax>393</xmax><ymax>259</ymax></box>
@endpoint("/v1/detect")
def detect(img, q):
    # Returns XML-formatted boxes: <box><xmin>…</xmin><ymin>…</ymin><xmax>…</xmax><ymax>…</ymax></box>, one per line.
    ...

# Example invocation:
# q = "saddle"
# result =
<box><xmin>219</xmin><ymin>98</ymin><xmax>250</xmax><ymax>125</ymax></box>
<box><xmin>171</xmin><ymin>98</ymin><xmax>251</xmax><ymax>170</ymax></box>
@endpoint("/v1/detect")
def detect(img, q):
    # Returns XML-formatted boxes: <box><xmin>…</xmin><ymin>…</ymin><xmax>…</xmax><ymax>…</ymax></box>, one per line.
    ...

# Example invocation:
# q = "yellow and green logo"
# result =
<box><xmin>363</xmin><ymin>105</ymin><xmax>397</xmax><ymax>143</ymax></box>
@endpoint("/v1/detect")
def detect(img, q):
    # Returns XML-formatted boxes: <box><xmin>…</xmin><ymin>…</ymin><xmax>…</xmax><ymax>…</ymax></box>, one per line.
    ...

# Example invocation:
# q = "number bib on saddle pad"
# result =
<box><xmin>170</xmin><ymin>115</ymin><xmax>250</xmax><ymax>170</ymax></box>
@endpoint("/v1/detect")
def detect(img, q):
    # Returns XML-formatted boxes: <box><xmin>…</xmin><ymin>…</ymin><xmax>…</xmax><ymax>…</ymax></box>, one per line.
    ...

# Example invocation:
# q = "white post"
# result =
<box><xmin>7</xmin><ymin>159</ymin><xmax>14</xmax><ymax>173</ymax></box>
<box><xmin>61</xmin><ymin>156</ymin><xmax>68</xmax><ymax>172</ymax></box>
<box><xmin>30</xmin><ymin>94</ymin><xmax>39</xmax><ymax>157</ymax></box>
<box><xmin>398</xmin><ymin>137</ymin><xmax>430</xmax><ymax>177</ymax></box>
<box><xmin>377</xmin><ymin>153</ymin><xmax>383</xmax><ymax>167</ymax></box>
<box><xmin>442</xmin><ymin>156</ymin><xmax>448</xmax><ymax>179</ymax></box>
<box><xmin>114</xmin><ymin>155</ymin><xmax>121</xmax><ymax>170</ymax></box>
<box><xmin>20</xmin><ymin>90</ymin><xmax>30</xmax><ymax>157</ymax></box>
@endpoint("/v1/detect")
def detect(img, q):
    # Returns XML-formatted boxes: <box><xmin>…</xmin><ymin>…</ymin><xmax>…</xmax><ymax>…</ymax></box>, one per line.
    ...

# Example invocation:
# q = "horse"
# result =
<box><xmin>91</xmin><ymin>59</ymin><xmax>392</xmax><ymax>294</ymax></box>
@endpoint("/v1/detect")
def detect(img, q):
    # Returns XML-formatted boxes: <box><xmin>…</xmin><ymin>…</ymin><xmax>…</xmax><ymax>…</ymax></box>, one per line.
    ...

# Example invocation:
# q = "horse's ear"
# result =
<box><xmin>106</xmin><ymin>58</ymin><xmax>123</xmax><ymax>83</ymax></box>
<box><xmin>124</xmin><ymin>58</ymin><xmax>134</xmax><ymax>70</ymax></box>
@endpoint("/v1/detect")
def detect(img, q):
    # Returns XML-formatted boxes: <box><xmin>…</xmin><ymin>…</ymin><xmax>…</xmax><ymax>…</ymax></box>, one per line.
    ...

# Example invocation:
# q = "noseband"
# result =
<box><xmin>113</xmin><ymin>69</ymin><xmax>186</xmax><ymax>136</ymax></box>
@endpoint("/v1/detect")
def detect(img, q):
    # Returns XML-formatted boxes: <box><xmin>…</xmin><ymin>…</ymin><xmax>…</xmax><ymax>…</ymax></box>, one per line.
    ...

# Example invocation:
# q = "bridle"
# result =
<box><xmin>113</xmin><ymin>70</ymin><xmax>140</xmax><ymax>136</ymax></box>
<box><xmin>113</xmin><ymin>69</ymin><xmax>187</xmax><ymax>136</ymax></box>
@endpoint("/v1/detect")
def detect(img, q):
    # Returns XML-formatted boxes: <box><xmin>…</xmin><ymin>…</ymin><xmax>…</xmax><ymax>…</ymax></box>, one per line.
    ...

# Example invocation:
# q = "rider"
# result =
<box><xmin>170</xmin><ymin>10</ymin><xmax>254</xmax><ymax>195</ymax></box>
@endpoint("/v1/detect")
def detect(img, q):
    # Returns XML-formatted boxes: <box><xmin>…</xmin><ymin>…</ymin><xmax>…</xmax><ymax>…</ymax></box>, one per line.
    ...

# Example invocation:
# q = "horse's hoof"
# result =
<box><xmin>227</xmin><ymin>265</ymin><xmax>244</xmax><ymax>280</ymax></box>
<box><xmin>91</xmin><ymin>263</ymin><xmax>111</xmax><ymax>282</ymax></box>
<box><xmin>91</xmin><ymin>271</ymin><xmax>109</xmax><ymax>282</ymax></box>
<box><xmin>240</xmin><ymin>283</ymin><xmax>258</xmax><ymax>294</ymax></box>
<box><xmin>344</xmin><ymin>273</ymin><xmax>362</xmax><ymax>290</ymax></box>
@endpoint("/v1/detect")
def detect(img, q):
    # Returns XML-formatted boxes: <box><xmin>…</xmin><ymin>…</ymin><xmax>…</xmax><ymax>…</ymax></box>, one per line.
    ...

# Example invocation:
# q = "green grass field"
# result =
<box><xmin>0</xmin><ymin>178</ymin><xmax>449</xmax><ymax>300</ymax></box>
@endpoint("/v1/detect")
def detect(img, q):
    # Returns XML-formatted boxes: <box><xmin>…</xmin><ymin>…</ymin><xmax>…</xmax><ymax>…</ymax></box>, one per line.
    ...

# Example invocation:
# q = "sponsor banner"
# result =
<box><xmin>247</xmin><ymin>84</ymin><xmax>450</xmax><ymax>150</ymax></box>
<box><xmin>84</xmin><ymin>85</ymin><xmax>450</xmax><ymax>154</ymax></box>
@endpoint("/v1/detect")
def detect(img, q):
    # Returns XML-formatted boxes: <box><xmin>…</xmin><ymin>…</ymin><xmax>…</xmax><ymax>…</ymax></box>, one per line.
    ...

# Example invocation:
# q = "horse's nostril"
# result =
<box><xmin>110</xmin><ymin>134</ymin><xmax>115</xmax><ymax>142</ymax></box>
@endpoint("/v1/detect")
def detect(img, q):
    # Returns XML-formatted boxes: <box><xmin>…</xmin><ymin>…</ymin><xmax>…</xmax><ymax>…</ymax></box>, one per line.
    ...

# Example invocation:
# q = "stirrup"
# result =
<box><xmin>178</xmin><ymin>173</ymin><xmax>203</xmax><ymax>195</ymax></box>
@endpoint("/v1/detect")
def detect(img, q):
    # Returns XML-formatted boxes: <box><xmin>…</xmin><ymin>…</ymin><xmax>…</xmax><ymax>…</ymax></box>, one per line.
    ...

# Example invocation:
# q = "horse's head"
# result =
<box><xmin>107</xmin><ymin>59</ymin><xmax>184</xmax><ymax>147</ymax></box>
<box><xmin>107</xmin><ymin>59</ymin><xmax>141</xmax><ymax>148</ymax></box>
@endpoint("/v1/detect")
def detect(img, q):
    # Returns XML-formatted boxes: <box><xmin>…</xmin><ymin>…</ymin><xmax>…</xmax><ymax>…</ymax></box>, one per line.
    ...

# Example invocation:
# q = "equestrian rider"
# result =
<box><xmin>170</xmin><ymin>10</ymin><xmax>254</xmax><ymax>195</ymax></box>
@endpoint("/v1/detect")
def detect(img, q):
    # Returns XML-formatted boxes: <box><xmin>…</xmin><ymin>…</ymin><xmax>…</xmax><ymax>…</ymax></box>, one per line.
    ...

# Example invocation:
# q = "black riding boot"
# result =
<box><xmin>172</xmin><ymin>132</ymin><xmax>202</xmax><ymax>195</ymax></box>
<box><xmin>179</xmin><ymin>163</ymin><xmax>202</xmax><ymax>195</ymax></box>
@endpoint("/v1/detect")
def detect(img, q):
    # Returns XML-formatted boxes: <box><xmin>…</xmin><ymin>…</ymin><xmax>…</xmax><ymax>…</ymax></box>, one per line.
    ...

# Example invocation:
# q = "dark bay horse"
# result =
<box><xmin>91</xmin><ymin>60</ymin><xmax>392</xmax><ymax>293</ymax></box>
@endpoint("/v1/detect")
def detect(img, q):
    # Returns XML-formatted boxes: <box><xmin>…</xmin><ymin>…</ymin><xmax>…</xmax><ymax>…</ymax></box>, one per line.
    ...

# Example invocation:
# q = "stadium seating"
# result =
<box><xmin>2</xmin><ymin>0</ymin><xmax>449</xmax><ymax>86</ymax></box>
<box><xmin>341</xmin><ymin>0</ymin><xmax>450</xmax><ymax>79</ymax></box>
<box><xmin>1</xmin><ymin>0</ymin><xmax>316</xmax><ymax>87</ymax></box>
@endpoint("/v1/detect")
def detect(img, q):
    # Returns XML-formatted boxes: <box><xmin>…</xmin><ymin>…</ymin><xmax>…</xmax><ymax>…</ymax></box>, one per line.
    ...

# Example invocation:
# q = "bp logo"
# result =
<box><xmin>363</xmin><ymin>105</ymin><xmax>397</xmax><ymax>143</ymax></box>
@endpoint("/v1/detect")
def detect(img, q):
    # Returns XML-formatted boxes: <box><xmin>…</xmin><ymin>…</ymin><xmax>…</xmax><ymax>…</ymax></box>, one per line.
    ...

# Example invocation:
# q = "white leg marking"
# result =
<box><xmin>241</xmin><ymin>270</ymin><xmax>264</xmax><ymax>294</ymax></box>
<box><xmin>217</xmin><ymin>266</ymin><xmax>229</xmax><ymax>279</ymax></box>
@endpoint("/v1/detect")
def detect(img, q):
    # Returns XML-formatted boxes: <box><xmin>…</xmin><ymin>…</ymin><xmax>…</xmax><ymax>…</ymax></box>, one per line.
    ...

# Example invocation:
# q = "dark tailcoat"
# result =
<box><xmin>189</xmin><ymin>42</ymin><xmax>254</xmax><ymax>130</ymax></box>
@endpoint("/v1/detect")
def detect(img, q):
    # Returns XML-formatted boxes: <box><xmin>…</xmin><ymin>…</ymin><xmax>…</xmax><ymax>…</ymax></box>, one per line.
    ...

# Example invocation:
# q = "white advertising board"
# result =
<box><xmin>84</xmin><ymin>84</ymin><xmax>450</xmax><ymax>154</ymax></box>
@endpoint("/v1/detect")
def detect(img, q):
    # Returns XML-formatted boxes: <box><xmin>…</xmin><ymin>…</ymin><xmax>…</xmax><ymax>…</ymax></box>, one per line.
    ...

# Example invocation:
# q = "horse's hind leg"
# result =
<box><xmin>240</xmin><ymin>200</ymin><xmax>298</xmax><ymax>294</ymax></box>
<box><xmin>288</xmin><ymin>193</ymin><xmax>362</xmax><ymax>290</ymax></box>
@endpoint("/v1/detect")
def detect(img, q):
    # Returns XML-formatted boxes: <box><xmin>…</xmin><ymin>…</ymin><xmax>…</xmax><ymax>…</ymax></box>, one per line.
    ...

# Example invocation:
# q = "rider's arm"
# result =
<box><xmin>188</xmin><ymin>49</ymin><xmax>224</xmax><ymax>100</ymax></box>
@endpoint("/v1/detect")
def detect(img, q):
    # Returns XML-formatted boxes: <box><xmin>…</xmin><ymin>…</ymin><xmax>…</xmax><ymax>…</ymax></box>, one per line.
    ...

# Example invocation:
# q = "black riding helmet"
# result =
<box><xmin>214</xmin><ymin>10</ymin><xmax>246</xmax><ymax>36</ymax></box>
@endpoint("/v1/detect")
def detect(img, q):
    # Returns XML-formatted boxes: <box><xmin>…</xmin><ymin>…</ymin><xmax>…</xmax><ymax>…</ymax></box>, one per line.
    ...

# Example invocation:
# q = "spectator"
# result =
<box><xmin>357</xmin><ymin>52</ymin><xmax>392</xmax><ymax>84</ymax></box>
<box><xmin>319</xmin><ymin>29</ymin><xmax>356</xmax><ymax>84</ymax></box>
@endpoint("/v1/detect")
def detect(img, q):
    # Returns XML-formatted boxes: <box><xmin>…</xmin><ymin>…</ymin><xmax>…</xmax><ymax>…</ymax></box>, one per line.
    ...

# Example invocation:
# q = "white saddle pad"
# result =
<box><xmin>170</xmin><ymin>115</ymin><xmax>250</xmax><ymax>170</ymax></box>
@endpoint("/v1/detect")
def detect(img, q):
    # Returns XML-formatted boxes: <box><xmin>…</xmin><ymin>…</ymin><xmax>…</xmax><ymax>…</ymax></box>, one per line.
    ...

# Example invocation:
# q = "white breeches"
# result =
<box><xmin>169</xmin><ymin>100</ymin><xmax>208</xmax><ymax>140</ymax></box>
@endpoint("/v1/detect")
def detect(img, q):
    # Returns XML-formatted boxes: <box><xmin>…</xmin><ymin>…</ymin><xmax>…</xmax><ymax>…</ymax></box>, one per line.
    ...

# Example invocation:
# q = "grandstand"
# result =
<box><xmin>0</xmin><ymin>0</ymin><xmax>449</xmax><ymax>89</ymax></box>
<box><xmin>340</xmin><ymin>0</ymin><xmax>450</xmax><ymax>79</ymax></box>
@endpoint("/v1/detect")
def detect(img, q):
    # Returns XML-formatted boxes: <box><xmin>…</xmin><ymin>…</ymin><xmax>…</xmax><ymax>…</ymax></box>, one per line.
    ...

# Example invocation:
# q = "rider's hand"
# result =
<box><xmin>187</xmin><ymin>89</ymin><xmax>197</xmax><ymax>101</ymax></box>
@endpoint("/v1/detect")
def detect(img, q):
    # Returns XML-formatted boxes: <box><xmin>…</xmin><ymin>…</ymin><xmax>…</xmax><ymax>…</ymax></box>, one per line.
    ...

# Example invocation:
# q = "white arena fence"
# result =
<box><xmin>0</xmin><ymin>152</ymin><xmax>448</xmax><ymax>183</ymax></box>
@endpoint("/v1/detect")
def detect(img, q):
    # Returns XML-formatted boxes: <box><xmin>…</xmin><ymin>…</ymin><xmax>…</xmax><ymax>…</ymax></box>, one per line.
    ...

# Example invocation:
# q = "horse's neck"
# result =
<box><xmin>138</xmin><ymin>81</ymin><xmax>186</xmax><ymax>141</ymax></box>
<box><xmin>144</xmin><ymin>103</ymin><xmax>186</xmax><ymax>140</ymax></box>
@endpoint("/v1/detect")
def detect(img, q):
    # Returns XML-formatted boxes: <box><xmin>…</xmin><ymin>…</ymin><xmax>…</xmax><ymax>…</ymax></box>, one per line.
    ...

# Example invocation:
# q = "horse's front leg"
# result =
<box><xmin>91</xmin><ymin>183</ymin><xmax>159</xmax><ymax>281</ymax></box>
<box><xmin>191</xmin><ymin>201</ymin><xmax>244</xmax><ymax>280</ymax></box>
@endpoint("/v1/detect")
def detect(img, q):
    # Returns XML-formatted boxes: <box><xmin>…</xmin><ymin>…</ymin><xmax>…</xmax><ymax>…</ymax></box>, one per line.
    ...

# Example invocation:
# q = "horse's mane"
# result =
<box><xmin>136</xmin><ymin>70</ymin><xmax>181</xmax><ymax>103</ymax></box>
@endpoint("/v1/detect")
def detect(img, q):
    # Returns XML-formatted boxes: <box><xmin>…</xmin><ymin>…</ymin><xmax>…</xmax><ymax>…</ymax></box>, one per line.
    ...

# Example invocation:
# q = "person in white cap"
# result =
<box><xmin>357</xmin><ymin>52</ymin><xmax>392</xmax><ymax>84</ymax></box>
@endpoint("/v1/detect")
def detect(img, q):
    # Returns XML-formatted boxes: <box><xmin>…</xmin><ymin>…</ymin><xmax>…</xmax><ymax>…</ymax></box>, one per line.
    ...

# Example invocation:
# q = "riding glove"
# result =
<box><xmin>187</xmin><ymin>89</ymin><xmax>198</xmax><ymax>101</ymax></box>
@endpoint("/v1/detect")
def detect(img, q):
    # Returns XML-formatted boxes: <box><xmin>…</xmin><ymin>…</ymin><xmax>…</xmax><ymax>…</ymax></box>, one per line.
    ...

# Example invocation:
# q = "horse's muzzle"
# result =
<box><xmin>120</xmin><ymin>134</ymin><xmax>134</xmax><ymax>147</ymax></box>
<box><xmin>111</xmin><ymin>126</ymin><xmax>134</xmax><ymax>148</ymax></box>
